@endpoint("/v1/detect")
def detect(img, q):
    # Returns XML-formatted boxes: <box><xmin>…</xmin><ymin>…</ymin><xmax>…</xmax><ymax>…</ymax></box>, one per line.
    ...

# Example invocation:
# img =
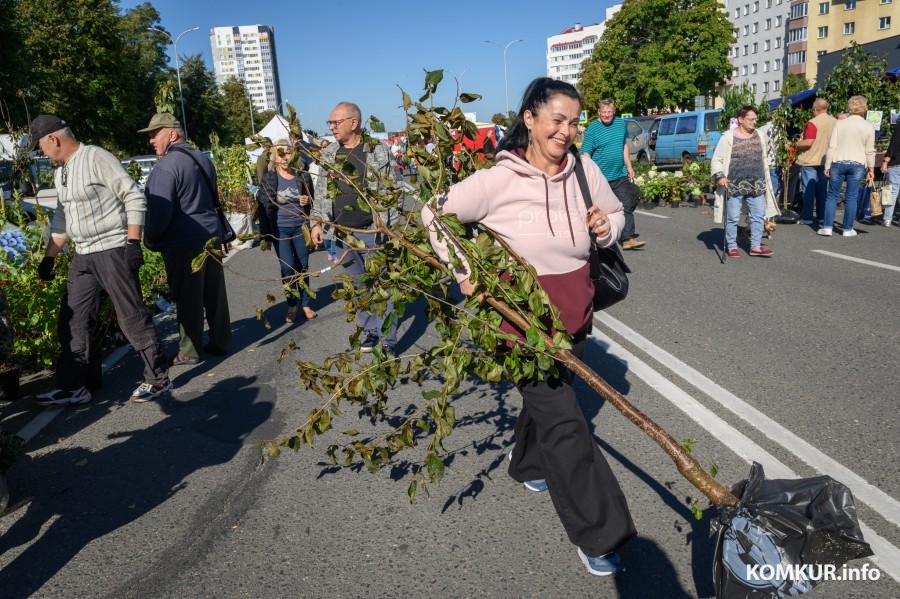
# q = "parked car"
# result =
<box><xmin>120</xmin><ymin>154</ymin><xmax>158</xmax><ymax>189</ymax></box>
<box><xmin>624</xmin><ymin>117</ymin><xmax>658</xmax><ymax>164</ymax></box>
<box><xmin>649</xmin><ymin>109</ymin><xmax>722</xmax><ymax>166</ymax></box>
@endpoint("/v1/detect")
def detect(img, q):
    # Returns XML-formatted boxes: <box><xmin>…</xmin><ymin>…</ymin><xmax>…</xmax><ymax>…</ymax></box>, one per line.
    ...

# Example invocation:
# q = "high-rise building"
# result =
<box><xmin>791</xmin><ymin>0</ymin><xmax>897</xmax><ymax>85</ymax></box>
<box><xmin>546</xmin><ymin>4</ymin><xmax>622</xmax><ymax>87</ymax></box>
<box><xmin>727</xmin><ymin>0</ymin><xmax>791</xmax><ymax>102</ymax></box>
<box><xmin>209</xmin><ymin>25</ymin><xmax>282</xmax><ymax>112</ymax></box>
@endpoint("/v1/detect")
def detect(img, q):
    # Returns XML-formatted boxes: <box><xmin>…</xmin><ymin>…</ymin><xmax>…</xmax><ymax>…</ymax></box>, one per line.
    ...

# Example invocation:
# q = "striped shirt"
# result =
<box><xmin>581</xmin><ymin>117</ymin><xmax>628</xmax><ymax>181</ymax></box>
<box><xmin>49</xmin><ymin>144</ymin><xmax>146</xmax><ymax>255</ymax></box>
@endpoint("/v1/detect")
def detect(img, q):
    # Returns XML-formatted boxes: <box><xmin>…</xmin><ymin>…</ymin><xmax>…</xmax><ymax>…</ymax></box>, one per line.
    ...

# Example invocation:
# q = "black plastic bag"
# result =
<box><xmin>773</xmin><ymin>209</ymin><xmax>800</xmax><ymax>224</ymax></box>
<box><xmin>712</xmin><ymin>462</ymin><xmax>873</xmax><ymax>598</ymax></box>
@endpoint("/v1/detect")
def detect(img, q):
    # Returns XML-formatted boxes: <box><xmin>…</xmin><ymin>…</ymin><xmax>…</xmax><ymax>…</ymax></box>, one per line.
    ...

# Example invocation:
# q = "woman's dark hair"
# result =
<box><xmin>497</xmin><ymin>77</ymin><xmax>582</xmax><ymax>153</ymax></box>
<box><xmin>736</xmin><ymin>105</ymin><xmax>759</xmax><ymax>119</ymax></box>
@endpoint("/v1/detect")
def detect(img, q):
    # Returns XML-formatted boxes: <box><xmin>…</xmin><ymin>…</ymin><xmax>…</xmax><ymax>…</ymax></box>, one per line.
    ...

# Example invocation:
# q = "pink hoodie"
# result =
<box><xmin>422</xmin><ymin>149</ymin><xmax>624</xmax><ymax>337</ymax></box>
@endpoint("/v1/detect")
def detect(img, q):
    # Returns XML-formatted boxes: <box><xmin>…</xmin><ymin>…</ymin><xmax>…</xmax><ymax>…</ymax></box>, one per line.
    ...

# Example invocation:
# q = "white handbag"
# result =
<box><xmin>881</xmin><ymin>183</ymin><xmax>895</xmax><ymax>207</ymax></box>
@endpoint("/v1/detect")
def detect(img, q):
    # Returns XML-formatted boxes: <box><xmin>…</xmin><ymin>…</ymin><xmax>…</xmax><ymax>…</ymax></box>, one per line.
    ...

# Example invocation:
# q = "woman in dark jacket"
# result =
<box><xmin>256</xmin><ymin>140</ymin><xmax>317</xmax><ymax>323</ymax></box>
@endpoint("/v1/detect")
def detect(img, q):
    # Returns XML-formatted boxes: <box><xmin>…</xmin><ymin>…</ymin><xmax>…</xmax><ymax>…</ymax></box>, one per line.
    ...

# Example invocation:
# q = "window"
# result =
<box><xmin>818</xmin><ymin>26</ymin><xmax>828</xmax><ymax>37</ymax></box>
<box><xmin>742</xmin><ymin>65</ymin><xmax>749</xmax><ymax>76</ymax></box>
<box><xmin>790</xmin><ymin>3</ymin><xmax>808</xmax><ymax>18</ymax></box>
<box><xmin>735</xmin><ymin>8</ymin><xmax>741</xmax><ymax>18</ymax></box>
<box><xmin>752</xmin><ymin>83</ymin><xmax>758</xmax><ymax>93</ymax></box>
<box><xmin>744</xmin><ymin>4</ymin><xmax>750</xmax><ymax>15</ymax></box>
<box><xmin>753</xmin><ymin>42</ymin><xmax>759</xmax><ymax>53</ymax></box>
<box><xmin>845</xmin><ymin>0</ymin><xmax>856</xmax><ymax>8</ymax></box>
<box><xmin>775</xmin><ymin>80</ymin><xmax>781</xmax><ymax>91</ymax></box>
<box><xmin>819</xmin><ymin>1</ymin><xmax>829</xmax><ymax>13</ymax></box>
<box><xmin>880</xmin><ymin>16</ymin><xmax>891</xmax><ymax>29</ymax></box>
<box><xmin>659</xmin><ymin>118</ymin><xmax>677</xmax><ymax>136</ymax></box>
<box><xmin>754</xmin><ymin>1</ymin><xmax>760</xmax><ymax>11</ymax></box>
<box><xmin>763</xmin><ymin>61</ymin><xmax>770</xmax><ymax>72</ymax></box>
<box><xmin>775</xmin><ymin>58</ymin><xmax>781</xmax><ymax>69</ymax></box>
<box><xmin>751</xmin><ymin>63</ymin><xmax>758</xmax><ymax>74</ymax></box>
<box><xmin>766</xmin><ymin>18</ymin><xmax>772</xmax><ymax>30</ymax></box>
<box><xmin>744</xmin><ymin>25</ymin><xmax>749</xmax><ymax>35</ymax></box>
<box><xmin>788</xmin><ymin>50</ymin><xmax>807</xmax><ymax>65</ymax></box>
<box><xmin>881</xmin><ymin>0</ymin><xmax>893</xmax><ymax>4</ymax></box>
<box><xmin>753</xmin><ymin>23</ymin><xmax>759</xmax><ymax>33</ymax></box>
<box><xmin>676</xmin><ymin>116</ymin><xmax>697</xmax><ymax>134</ymax></box>
<box><xmin>776</xmin><ymin>16</ymin><xmax>782</xmax><ymax>27</ymax></box>
<box><xmin>767</xmin><ymin>0</ymin><xmax>772</xmax><ymax>6</ymax></box>
<box><xmin>844</xmin><ymin>21</ymin><xmax>855</xmax><ymax>34</ymax></box>
<box><xmin>788</xmin><ymin>27</ymin><xmax>808</xmax><ymax>42</ymax></box>
<box><xmin>744</xmin><ymin>44</ymin><xmax>749</xmax><ymax>56</ymax></box>
<box><xmin>775</xmin><ymin>37</ymin><xmax>782</xmax><ymax>48</ymax></box>
<box><xmin>704</xmin><ymin>113</ymin><xmax>720</xmax><ymax>133</ymax></box>
<box><xmin>764</xmin><ymin>82</ymin><xmax>770</xmax><ymax>93</ymax></box>
<box><xmin>733</xmin><ymin>69</ymin><xmax>739</xmax><ymax>78</ymax></box>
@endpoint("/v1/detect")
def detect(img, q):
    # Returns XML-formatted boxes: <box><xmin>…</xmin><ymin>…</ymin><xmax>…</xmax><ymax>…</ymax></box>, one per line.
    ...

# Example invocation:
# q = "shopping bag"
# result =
<box><xmin>869</xmin><ymin>185</ymin><xmax>883</xmax><ymax>217</ymax></box>
<box><xmin>881</xmin><ymin>183</ymin><xmax>895</xmax><ymax>207</ymax></box>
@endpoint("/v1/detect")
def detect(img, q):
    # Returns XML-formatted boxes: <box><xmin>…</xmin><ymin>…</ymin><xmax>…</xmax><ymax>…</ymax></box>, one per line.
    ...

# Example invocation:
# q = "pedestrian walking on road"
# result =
<box><xmin>581</xmin><ymin>98</ymin><xmax>645</xmax><ymax>250</ymax></box>
<box><xmin>710</xmin><ymin>105</ymin><xmax>779</xmax><ymax>257</ymax></box>
<box><xmin>310</xmin><ymin>102</ymin><xmax>401</xmax><ymax>354</ymax></box>
<box><xmin>821</xmin><ymin>96</ymin><xmax>876</xmax><ymax>237</ymax></box>
<box><xmin>423</xmin><ymin>77</ymin><xmax>635</xmax><ymax>577</ymax></box>
<box><xmin>256</xmin><ymin>139</ymin><xmax>317</xmax><ymax>323</ymax></box>
<box><xmin>30</xmin><ymin>115</ymin><xmax>171</xmax><ymax>405</ymax></box>
<box><xmin>140</xmin><ymin>113</ymin><xmax>232</xmax><ymax>366</ymax></box>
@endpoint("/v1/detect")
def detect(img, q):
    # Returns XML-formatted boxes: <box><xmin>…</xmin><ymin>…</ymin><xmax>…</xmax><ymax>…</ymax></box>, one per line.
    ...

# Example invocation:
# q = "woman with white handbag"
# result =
<box><xmin>880</xmin><ymin>125</ymin><xmax>900</xmax><ymax>227</ymax></box>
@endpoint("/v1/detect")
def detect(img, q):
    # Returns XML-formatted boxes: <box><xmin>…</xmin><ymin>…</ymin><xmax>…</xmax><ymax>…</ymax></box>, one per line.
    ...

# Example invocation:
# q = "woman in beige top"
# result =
<box><xmin>820</xmin><ymin>96</ymin><xmax>876</xmax><ymax>237</ymax></box>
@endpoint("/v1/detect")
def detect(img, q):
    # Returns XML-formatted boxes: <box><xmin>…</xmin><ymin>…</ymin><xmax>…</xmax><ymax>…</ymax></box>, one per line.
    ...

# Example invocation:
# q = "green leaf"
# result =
<box><xmin>408</xmin><ymin>478</ymin><xmax>418</xmax><ymax>503</ymax></box>
<box><xmin>459</xmin><ymin>93</ymin><xmax>482</xmax><ymax>103</ymax></box>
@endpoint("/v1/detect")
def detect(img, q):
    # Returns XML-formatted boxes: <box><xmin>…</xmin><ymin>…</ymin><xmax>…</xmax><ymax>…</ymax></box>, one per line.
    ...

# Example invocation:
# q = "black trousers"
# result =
<box><xmin>57</xmin><ymin>248</ymin><xmax>168</xmax><ymax>390</ymax></box>
<box><xmin>508</xmin><ymin>329</ymin><xmax>637</xmax><ymax>556</ymax></box>
<box><xmin>609</xmin><ymin>176</ymin><xmax>639</xmax><ymax>242</ymax></box>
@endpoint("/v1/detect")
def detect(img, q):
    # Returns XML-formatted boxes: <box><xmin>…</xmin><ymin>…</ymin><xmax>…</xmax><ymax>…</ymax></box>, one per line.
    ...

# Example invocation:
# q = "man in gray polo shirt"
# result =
<box><xmin>31</xmin><ymin>115</ymin><xmax>171</xmax><ymax>405</ymax></box>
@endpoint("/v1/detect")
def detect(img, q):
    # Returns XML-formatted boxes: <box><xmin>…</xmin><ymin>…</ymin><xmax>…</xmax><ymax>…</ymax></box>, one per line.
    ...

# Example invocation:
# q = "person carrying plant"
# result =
<box><xmin>581</xmin><ymin>99</ymin><xmax>645</xmax><ymax>250</ymax></box>
<box><xmin>29</xmin><ymin>115</ymin><xmax>172</xmax><ymax>405</ymax></box>
<box><xmin>139</xmin><ymin>113</ymin><xmax>232</xmax><ymax>367</ymax></box>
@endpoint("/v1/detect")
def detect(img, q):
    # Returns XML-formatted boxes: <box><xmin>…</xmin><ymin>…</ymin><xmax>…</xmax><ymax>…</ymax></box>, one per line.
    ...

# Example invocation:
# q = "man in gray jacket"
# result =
<box><xmin>31</xmin><ymin>115</ymin><xmax>171</xmax><ymax>405</ymax></box>
<box><xmin>310</xmin><ymin>101</ymin><xmax>401</xmax><ymax>353</ymax></box>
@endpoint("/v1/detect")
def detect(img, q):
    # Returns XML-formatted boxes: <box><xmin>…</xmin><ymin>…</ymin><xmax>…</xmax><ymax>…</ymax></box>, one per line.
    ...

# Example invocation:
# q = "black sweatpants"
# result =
<box><xmin>609</xmin><ymin>176</ymin><xmax>639</xmax><ymax>242</ymax></box>
<box><xmin>508</xmin><ymin>329</ymin><xmax>637</xmax><ymax>557</ymax></box>
<box><xmin>57</xmin><ymin>247</ymin><xmax>168</xmax><ymax>390</ymax></box>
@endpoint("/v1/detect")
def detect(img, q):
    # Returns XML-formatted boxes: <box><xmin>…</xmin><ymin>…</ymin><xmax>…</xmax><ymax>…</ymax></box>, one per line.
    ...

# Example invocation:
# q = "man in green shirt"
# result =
<box><xmin>581</xmin><ymin>99</ymin><xmax>646</xmax><ymax>250</ymax></box>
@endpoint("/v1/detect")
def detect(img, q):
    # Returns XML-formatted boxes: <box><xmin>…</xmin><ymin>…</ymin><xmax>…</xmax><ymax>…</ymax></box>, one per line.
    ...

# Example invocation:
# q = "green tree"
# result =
<box><xmin>0</xmin><ymin>0</ymin><xmax>26</xmax><ymax>125</ymax></box>
<box><xmin>781</xmin><ymin>73</ymin><xmax>811</xmax><ymax>97</ymax></box>
<box><xmin>818</xmin><ymin>41</ymin><xmax>899</xmax><ymax>140</ymax></box>
<box><xmin>580</xmin><ymin>0</ymin><xmax>734</xmax><ymax>114</ymax></box>
<box><xmin>219</xmin><ymin>77</ymin><xmax>258</xmax><ymax>145</ymax></box>
<box><xmin>16</xmin><ymin>0</ymin><xmax>136</xmax><ymax>148</ymax></box>
<box><xmin>177</xmin><ymin>54</ymin><xmax>224</xmax><ymax>149</ymax></box>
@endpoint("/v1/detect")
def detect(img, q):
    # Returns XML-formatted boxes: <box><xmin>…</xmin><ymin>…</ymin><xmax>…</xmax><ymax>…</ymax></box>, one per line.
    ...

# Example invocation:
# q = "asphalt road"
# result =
<box><xmin>1</xmin><ymin>203</ymin><xmax>898</xmax><ymax>598</ymax></box>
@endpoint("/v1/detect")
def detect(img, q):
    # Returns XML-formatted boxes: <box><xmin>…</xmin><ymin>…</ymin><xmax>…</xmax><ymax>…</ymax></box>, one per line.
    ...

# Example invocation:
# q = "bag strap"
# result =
<box><xmin>168</xmin><ymin>146</ymin><xmax>225</xmax><ymax>213</ymax></box>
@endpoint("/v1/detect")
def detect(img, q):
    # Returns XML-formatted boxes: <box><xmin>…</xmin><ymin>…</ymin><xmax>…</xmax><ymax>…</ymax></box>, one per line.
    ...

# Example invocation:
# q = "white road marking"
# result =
<box><xmin>811</xmin><ymin>250</ymin><xmax>900</xmax><ymax>273</ymax></box>
<box><xmin>590</xmin><ymin>319</ymin><xmax>900</xmax><ymax>583</ymax></box>
<box><xmin>635</xmin><ymin>210</ymin><xmax>670</xmax><ymax>219</ymax></box>
<box><xmin>595</xmin><ymin>312</ymin><xmax>900</xmax><ymax>526</ymax></box>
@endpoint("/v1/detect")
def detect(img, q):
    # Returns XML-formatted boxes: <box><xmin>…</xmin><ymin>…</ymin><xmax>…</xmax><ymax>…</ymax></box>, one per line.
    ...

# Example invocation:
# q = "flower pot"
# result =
<box><xmin>0</xmin><ymin>367</ymin><xmax>19</xmax><ymax>402</ymax></box>
<box><xmin>657</xmin><ymin>198</ymin><xmax>667</xmax><ymax>208</ymax></box>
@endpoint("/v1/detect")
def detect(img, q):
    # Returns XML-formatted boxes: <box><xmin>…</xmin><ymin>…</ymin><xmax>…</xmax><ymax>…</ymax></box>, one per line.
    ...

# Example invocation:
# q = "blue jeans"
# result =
<box><xmin>337</xmin><ymin>231</ymin><xmax>398</xmax><ymax>347</ymax></box>
<box><xmin>824</xmin><ymin>161</ymin><xmax>865</xmax><ymax>231</ymax></box>
<box><xmin>323</xmin><ymin>238</ymin><xmax>338</xmax><ymax>260</ymax></box>
<box><xmin>276</xmin><ymin>222</ymin><xmax>311</xmax><ymax>308</ymax></box>
<box><xmin>725</xmin><ymin>193</ymin><xmax>765</xmax><ymax>249</ymax></box>
<box><xmin>769</xmin><ymin>166</ymin><xmax>782</xmax><ymax>205</ymax></box>
<box><xmin>799</xmin><ymin>166</ymin><xmax>827</xmax><ymax>223</ymax></box>
<box><xmin>885</xmin><ymin>166</ymin><xmax>900</xmax><ymax>223</ymax></box>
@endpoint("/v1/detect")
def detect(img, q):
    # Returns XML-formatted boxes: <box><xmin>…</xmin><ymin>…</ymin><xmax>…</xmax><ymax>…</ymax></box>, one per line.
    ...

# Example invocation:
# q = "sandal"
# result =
<box><xmin>302</xmin><ymin>307</ymin><xmax>318</xmax><ymax>320</ymax></box>
<box><xmin>285</xmin><ymin>306</ymin><xmax>299</xmax><ymax>323</ymax></box>
<box><xmin>170</xmin><ymin>352</ymin><xmax>200</xmax><ymax>366</ymax></box>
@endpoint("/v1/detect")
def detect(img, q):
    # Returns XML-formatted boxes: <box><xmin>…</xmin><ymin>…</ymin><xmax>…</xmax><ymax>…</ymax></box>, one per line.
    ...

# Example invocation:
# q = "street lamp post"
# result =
<box><xmin>248</xmin><ymin>92</ymin><xmax>256</xmax><ymax>135</ymax></box>
<box><xmin>448</xmin><ymin>69</ymin><xmax>470</xmax><ymax>97</ymax></box>
<box><xmin>149</xmin><ymin>26</ymin><xmax>199</xmax><ymax>140</ymax></box>
<box><xmin>485</xmin><ymin>39</ymin><xmax>523</xmax><ymax>116</ymax></box>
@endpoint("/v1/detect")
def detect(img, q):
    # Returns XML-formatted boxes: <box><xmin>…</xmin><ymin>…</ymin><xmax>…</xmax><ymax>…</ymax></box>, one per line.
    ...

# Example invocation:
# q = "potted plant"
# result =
<box><xmin>210</xmin><ymin>134</ymin><xmax>256</xmax><ymax>249</ymax></box>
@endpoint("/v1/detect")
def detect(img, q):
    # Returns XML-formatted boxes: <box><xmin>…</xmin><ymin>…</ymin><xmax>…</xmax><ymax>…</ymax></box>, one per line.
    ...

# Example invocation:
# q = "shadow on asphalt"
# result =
<box><xmin>0</xmin><ymin>376</ymin><xmax>278</xmax><ymax>598</ymax></box>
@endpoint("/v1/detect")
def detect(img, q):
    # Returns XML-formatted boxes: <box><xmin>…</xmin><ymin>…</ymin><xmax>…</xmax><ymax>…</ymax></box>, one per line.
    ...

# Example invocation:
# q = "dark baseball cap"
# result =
<box><xmin>27</xmin><ymin>115</ymin><xmax>68</xmax><ymax>151</ymax></box>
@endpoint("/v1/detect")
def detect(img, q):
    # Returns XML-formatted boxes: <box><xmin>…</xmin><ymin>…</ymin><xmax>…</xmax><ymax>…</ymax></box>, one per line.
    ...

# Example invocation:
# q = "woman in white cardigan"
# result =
<box><xmin>710</xmin><ymin>105</ymin><xmax>780</xmax><ymax>257</ymax></box>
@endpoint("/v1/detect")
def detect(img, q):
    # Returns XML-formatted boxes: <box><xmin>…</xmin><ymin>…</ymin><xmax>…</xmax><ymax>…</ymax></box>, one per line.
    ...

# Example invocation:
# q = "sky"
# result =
<box><xmin>119</xmin><ymin>0</ymin><xmax>622</xmax><ymax>135</ymax></box>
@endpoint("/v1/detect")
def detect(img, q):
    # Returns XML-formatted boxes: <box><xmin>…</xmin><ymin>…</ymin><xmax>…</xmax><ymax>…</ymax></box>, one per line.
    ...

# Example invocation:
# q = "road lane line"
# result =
<box><xmin>595</xmin><ymin>312</ymin><xmax>900</xmax><ymax>526</ymax></box>
<box><xmin>589</xmin><ymin>326</ymin><xmax>900</xmax><ymax>583</ymax></box>
<box><xmin>811</xmin><ymin>250</ymin><xmax>900</xmax><ymax>273</ymax></box>
<box><xmin>635</xmin><ymin>210</ymin><xmax>670</xmax><ymax>219</ymax></box>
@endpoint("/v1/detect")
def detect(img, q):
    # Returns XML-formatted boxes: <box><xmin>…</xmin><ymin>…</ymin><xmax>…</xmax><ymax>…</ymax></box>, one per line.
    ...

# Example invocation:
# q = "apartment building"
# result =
<box><xmin>546</xmin><ymin>4</ymin><xmax>622</xmax><ymax>86</ymax></box>
<box><xmin>790</xmin><ymin>0</ymin><xmax>897</xmax><ymax>85</ymax></box>
<box><xmin>727</xmin><ymin>0</ymin><xmax>792</xmax><ymax>102</ymax></box>
<box><xmin>209</xmin><ymin>25</ymin><xmax>283</xmax><ymax>112</ymax></box>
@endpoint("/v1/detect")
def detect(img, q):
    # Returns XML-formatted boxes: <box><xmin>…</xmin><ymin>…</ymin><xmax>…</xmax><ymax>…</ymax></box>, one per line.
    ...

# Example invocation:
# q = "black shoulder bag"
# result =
<box><xmin>572</xmin><ymin>154</ymin><xmax>631</xmax><ymax>311</ymax></box>
<box><xmin>168</xmin><ymin>146</ymin><xmax>238</xmax><ymax>248</ymax></box>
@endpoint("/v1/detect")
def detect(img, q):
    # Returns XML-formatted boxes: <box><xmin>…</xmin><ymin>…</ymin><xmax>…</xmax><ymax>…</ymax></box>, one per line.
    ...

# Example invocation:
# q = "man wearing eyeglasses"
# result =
<box><xmin>310</xmin><ymin>102</ymin><xmax>401</xmax><ymax>354</ymax></box>
<box><xmin>29</xmin><ymin>115</ymin><xmax>171</xmax><ymax>406</ymax></box>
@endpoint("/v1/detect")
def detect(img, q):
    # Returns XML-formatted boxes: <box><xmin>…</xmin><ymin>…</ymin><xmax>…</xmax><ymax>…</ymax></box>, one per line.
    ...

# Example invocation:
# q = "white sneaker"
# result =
<box><xmin>798</xmin><ymin>219</ymin><xmax>814</xmax><ymax>225</ymax></box>
<box><xmin>816</xmin><ymin>228</ymin><xmax>833</xmax><ymax>236</ymax></box>
<box><xmin>35</xmin><ymin>386</ymin><xmax>91</xmax><ymax>406</ymax></box>
<box><xmin>884</xmin><ymin>221</ymin><xmax>892</xmax><ymax>227</ymax></box>
<box><xmin>842</xmin><ymin>229</ymin><xmax>857</xmax><ymax>237</ymax></box>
